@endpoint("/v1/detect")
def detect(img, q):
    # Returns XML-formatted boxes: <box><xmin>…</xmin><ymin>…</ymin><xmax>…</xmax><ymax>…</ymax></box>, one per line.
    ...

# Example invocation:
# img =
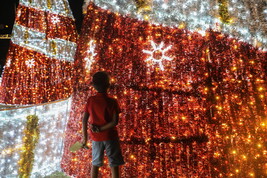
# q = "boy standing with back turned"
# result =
<box><xmin>82</xmin><ymin>71</ymin><xmax>125</xmax><ymax>178</ymax></box>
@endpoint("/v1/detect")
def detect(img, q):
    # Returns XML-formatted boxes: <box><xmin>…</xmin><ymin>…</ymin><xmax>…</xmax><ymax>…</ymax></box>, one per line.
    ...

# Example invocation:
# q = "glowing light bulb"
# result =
<box><xmin>242</xmin><ymin>155</ymin><xmax>247</xmax><ymax>160</ymax></box>
<box><xmin>257</xmin><ymin>144</ymin><xmax>262</xmax><ymax>148</ymax></box>
<box><xmin>249</xmin><ymin>172</ymin><xmax>255</xmax><ymax>177</ymax></box>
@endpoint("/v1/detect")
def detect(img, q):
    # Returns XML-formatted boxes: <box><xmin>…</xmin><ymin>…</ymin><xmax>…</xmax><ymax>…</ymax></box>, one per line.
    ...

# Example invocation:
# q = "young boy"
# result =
<box><xmin>82</xmin><ymin>71</ymin><xmax>124</xmax><ymax>178</ymax></box>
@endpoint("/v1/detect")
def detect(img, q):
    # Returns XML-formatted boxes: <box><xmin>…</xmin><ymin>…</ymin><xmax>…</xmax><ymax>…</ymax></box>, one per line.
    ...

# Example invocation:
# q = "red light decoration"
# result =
<box><xmin>0</xmin><ymin>3</ymin><xmax>77</xmax><ymax>105</ymax></box>
<box><xmin>61</xmin><ymin>3</ymin><xmax>267</xmax><ymax>177</ymax></box>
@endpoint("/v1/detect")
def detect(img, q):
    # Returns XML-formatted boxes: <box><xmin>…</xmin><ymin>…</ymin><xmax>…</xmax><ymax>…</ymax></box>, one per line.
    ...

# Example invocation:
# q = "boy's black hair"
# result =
<box><xmin>92</xmin><ymin>71</ymin><xmax>110</xmax><ymax>92</ymax></box>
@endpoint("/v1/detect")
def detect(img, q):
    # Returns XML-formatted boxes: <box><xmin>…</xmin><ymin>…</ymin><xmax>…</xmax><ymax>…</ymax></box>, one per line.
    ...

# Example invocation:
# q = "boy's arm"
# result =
<box><xmin>98</xmin><ymin>111</ymin><xmax>119</xmax><ymax>132</ymax></box>
<box><xmin>82</xmin><ymin>112</ymin><xmax>90</xmax><ymax>146</ymax></box>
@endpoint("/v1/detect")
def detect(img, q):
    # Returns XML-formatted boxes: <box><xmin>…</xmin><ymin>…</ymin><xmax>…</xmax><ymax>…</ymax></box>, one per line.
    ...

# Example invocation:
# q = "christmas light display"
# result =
<box><xmin>18</xmin><ymin>115</ymin><xmax>40</xmax><ymax>178</ymax></box>
<box><xmin>142</xmin><ymin>40</ymin><xmax>173</xmax><ymax>70</ymax></box>
<box><xmin>0</xmin><ymin>98</ymin><xmax>71</xmax><ymax>177</ymax></box>
<box><xmin>218</xmin><ymin>0</ymin><xmax>230</xmax><ymax>24</ymax></box>
<box><xmin>84</xmin><ymin>40</ymin><xmax>97</xmax><ymax>71</ymax></box>
<box><xmin>0</xmin><ymin>0</ymin><xmax>77</xmax><ymax>105</ymax></box>
<box><xmin>61</xmin><ymin>2</ymin><xmax>267</xmax><ymax>177</ymax></box>
<box><xmin>86</xmin><ymin>0</ymin><xmax>267</xmax><ymax>50</ymax></box>
<box><xmin>0</xmin><ymin>0</ymin><xmax>76</xmax><ymax>177</ymax></box>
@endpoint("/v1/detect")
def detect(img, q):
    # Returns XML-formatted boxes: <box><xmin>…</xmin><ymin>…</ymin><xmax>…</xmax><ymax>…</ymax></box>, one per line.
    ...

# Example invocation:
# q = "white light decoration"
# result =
<box><xmin>51</xmin><ymin>16</ymin><xmax>61</xmax><ymax>24</ymax></box>
<box><xmin>17</xmin><ymin>9</ymin><xmax>22</xmax><ymax>18</ymax></box>
<box><xmin>162</xmin><ymin>3</ymin><xmax>168</xmax><ymax>10</ymax></box>
<box><xmin>143</xmin><ymin>40</ymin><xmax>173</xmax><ymax>70</ymax></box>
<box><xmin>12</xmin><ymin>24</ymin><xmax>77</xmax><ymax>62</ymax></box>
<box><xmin>85</xmin><ymin>0</ymin><xmax>267</xmax><ymax>50</ymax></box>
<box><xmin>20</xmin><ymin>0</ymin><xmax>74</xmax><ymax>18</ymax></box>
<box><xmin>0</xmin><ymin>98</ymin><xmax>71</xmax><ymax>177</ymax></box>
<box><xmin>25</xmin><ymin>58</ymin><xmax>35</xmax><ymax>68</ymax></box>
<box><xmin>84</xmin><ymin>40</ymin><xmax>97</xmax><ymax>70</ymax></box>
<box><xmin>5</xmin><ymin>60</ymin><xmax>11</xmax><ymax>68</ymax></box>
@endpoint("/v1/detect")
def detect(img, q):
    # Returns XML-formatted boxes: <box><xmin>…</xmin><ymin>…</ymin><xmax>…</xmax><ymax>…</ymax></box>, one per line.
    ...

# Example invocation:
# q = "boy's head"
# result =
<box><xmin>92</xmin><ymin>71</ymin><xmax>110</xmax><ymax>93</ymax></box>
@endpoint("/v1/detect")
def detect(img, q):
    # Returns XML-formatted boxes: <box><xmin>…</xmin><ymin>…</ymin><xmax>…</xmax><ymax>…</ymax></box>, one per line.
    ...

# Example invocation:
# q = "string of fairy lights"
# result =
<box><xmin>0</xmin><ymin>0</ymin><xmax>77</xmax><ymax>105</ymax></box>
<box><xmin>86</xmin><ymin>0</ymin><xmax>267</xmax><ymax>50</ymax></box>
<box><xmin>0</xmin><ymin>0</ymin><xmax>77</xmax><ymax>177</ymax></box>
<box><xmin>0</xmin><ymin>98</ymin><xmax>72</xmax><ymax>177</ymax></box>
<box><xmin>0</xmin><ymin>0</ymin><xmax>266</xmax><ymax>177</ymax></box>
<box><xmin>61</xmin><ymin>2</ymin><xmax>267</xmax><ymax>177</ymax></box>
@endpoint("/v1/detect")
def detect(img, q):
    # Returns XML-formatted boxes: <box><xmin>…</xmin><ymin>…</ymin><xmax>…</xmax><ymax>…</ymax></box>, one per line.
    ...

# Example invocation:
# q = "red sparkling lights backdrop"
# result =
<box><xmin>0</xmin><ymin>2</ymin><xmax>77</xmax><ymax>105</ymax></box>
<box><xmin>62</xmin><ymin>3</ymin><xmax>267</xmax><ymax>177</ymax></box>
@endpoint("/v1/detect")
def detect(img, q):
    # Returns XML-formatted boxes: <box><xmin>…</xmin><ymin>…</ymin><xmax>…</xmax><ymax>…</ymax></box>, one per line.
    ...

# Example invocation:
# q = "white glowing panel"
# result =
<box><xmin>0</xmin><ymin>98</ymin><xmax>71</xmax><ymax>177</ymax></box>
<box><xmin>12</xmin><ymin>24</ymin><xmax>77</xmax><ymax>62</ymax></box>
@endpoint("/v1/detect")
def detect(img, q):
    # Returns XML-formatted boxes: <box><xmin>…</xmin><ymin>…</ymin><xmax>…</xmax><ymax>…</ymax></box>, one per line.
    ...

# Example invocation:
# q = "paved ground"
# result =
<box><xmin>44</xmin><ymin>171</ymin><xmax>70</xmax><ymax>178</ymax></box>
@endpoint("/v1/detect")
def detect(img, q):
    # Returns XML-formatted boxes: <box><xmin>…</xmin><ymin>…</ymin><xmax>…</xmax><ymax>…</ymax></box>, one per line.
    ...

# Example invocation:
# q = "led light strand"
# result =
<box><xmin>0</xmin><ymin>98</ymin><xmax>71</xmax><ymax>177</ymax></box>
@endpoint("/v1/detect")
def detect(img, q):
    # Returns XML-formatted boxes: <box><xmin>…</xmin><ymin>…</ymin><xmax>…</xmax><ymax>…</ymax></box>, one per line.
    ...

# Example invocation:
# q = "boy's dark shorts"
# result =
<box><xmin>92</xmin><ymin>139</ymin><xmax>125</xmax><ymax>167</ymax></box>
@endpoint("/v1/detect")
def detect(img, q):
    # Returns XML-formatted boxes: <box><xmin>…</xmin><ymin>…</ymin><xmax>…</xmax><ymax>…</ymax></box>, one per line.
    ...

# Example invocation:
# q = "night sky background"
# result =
<box><xmin>0</xmin><ymin>0</ymin><xmax>84</xmax><ymax>74</ymax></box>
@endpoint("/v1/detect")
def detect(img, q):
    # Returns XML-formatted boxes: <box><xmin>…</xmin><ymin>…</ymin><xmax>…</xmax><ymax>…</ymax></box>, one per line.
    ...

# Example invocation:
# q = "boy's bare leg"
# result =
<box><xmin>111</xmin><ymin>166</ymin><xmax>119</xmax><ymax>178</ymax></box>
<box><xmin>91</xmin><ymin>165</ymin><xmax>99</xmax><ymax>178</ymax></box>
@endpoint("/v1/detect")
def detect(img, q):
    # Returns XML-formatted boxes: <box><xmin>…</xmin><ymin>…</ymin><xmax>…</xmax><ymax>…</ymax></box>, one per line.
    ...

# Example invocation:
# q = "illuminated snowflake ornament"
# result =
<box><xmin>143</xmin><ymin>40</ymin><xmax>173</xmax><ymax>70</ymax></box>
<box><xmin>84</xmin><ymin>40</ymin><xmax>97</xmax><ymax>70</ymax></box>
<box><xmin>51</xmin><ymin>16</ymin><xmax>61</xmax><ymax>24</ymax></box>
<box><xmin>25</xmin><ymin>59</ymin><xmax>35</xmax><ymax>68</ymax></box>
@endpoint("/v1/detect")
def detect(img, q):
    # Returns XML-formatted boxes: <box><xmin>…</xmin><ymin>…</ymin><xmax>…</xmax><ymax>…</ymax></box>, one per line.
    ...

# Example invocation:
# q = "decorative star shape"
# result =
<box><xmin>51</xmin><ymin>16</ymin><xmax>61</xmax><ymax>24</ymax></box>
<box><xmin>84</xmin><ymin>40</ymin><xmax>97</xmax><ymax>70</ymax></box>
<box><xmin>25</xmin><ymin>59</ymin><xmax>35</xmax><ymax>68</ymax></box>
<box><xmin>143</xmin><ymin>40</ymin><xmax>173</xmax><ymax>70</ymax></box>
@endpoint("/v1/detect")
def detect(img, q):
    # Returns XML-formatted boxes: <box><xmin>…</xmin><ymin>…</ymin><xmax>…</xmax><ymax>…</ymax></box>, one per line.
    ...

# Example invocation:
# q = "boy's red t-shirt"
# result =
<box><xmin>84</xmin><ymin>93</ymin><xmax>121</xmax><ymax>141</ymax></box>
